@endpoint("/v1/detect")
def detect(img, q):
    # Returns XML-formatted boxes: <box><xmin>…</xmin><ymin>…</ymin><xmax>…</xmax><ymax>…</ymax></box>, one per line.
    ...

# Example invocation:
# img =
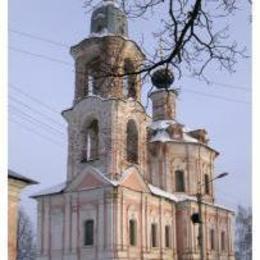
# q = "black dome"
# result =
<box><xmin>151</xmin><ymin>67</ymin><xmax>174</xmax><ymax>89</ymax></box>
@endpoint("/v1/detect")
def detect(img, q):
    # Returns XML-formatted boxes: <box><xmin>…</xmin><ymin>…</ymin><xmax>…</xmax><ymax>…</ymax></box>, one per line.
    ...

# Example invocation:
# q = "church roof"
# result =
<box><xmin>31</xmin><ymin>170</ymin><xmax>233</xmax><ymax>212</ymax></box>
<box><xmin>149</xmin><ymin>183</ymin><xmax>234</xmax><ymax>212</ymax></box>
<box><xmin>8</xmin><ymin>169</ymin><xmax>38</xmax><ymax>184</ymax></box>
<box><xmin>148</xmin><ymin>119</ymin><xmax>219</xmax><ymax>155</ymax></box>
<box><xmin>31</xmin><ymin>181</ymin><xmax>67</xmax><ymax>198</ymax></box>
<box><xmin>149</xmin><ymin>119</ymin><xmax>199</xmax><ymax>143</ymax></box>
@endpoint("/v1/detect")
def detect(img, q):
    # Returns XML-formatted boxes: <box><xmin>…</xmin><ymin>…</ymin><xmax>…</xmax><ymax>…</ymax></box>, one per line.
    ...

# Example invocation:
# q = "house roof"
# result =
<box><xmin>31</xmin><ymin>181</ymin><xmax>67</xmax><ymax>198</ymax></box>
<box><xmin>8</xmin><ymin>169</ymin><xmax>38</xmax><ymax>185</ymax></box>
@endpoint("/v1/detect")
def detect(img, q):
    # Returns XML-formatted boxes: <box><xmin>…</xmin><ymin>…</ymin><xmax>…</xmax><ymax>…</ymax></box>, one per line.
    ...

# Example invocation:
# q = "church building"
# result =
<box><xmin>33</xmin><ymin>1</ymin><xmax>235</xmax><ymax>259</ymax></box>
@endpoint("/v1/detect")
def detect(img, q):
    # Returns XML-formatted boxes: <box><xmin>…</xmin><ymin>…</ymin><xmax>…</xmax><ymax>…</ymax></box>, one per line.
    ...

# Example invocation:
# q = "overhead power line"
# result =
<box><xmin>9</xmin><ymin>83</ymin><xmax>62</xmax><ymax>114</ymax></box>
<box><xmin>9</xmin><ymin>46</ymin><xmax>250</xmax><ymax>105</ymax></box>
<box><xmin>9</xmin><ymin>46</ymin><xmax>72</xmax><ymax>66</ymax></box>
<box><xmin>10</xmin><ymin>43</ymin><xmax>250</xmax><ymax>93</ymax></box>
<box><xmin>182</xmin><ymin>88</ymin><xmax>250</xmax><ymax>105</ymax></box>
<box><xmin>9</xmin><ymin>95</ymin><xmax>65</xmax><ymax>128</ymax></box>
<box><xmin>9</xmin><ymin>28</ymin><xmax>70</xmax><ymax>48</ymax></box>
<box><xmin>184</xmin><ymin>74</ymin><xmax>250</xmax><ymax>92</ymax></box>
<box><xmin>9</xmin><ymin>105</ymin><xmax>66</xmax><ymax>138</ymax></box>
<box><xmin>9</xmin><ymin>28</ymin><xmax>250</xmax><ymax>92</ymax></box>
<box><xmin>9</xmin><ymin>117</ymin><xmax>65</xmax><ymax>149</ymax></box>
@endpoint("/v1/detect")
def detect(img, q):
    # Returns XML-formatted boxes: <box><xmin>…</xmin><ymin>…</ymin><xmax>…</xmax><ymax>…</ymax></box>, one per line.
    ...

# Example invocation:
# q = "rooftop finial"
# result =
<box><xmin>159</xmin><ymin>37</ymin><xmax>164</xmax><ymax>61</ymax></box>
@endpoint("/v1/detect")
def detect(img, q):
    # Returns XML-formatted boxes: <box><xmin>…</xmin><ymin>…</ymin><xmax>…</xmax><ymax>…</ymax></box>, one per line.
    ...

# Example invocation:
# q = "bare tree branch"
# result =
<box><xmin>82</xmin><ymin>0</ymin><xmax>249</xmax><ymax>83</ymax></box>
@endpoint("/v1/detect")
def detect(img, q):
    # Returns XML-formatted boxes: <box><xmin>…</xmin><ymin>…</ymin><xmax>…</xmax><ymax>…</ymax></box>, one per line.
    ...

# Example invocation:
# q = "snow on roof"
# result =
<box><xmin>150</xmin><ymin>129</ymin><xmax>172</xmax><ymax>143</ymax></box>
<box><xmin>148</xmin><ymin>119</ymin><xmax>200</xmax><ymax>144</ymax></box>
<box><xmin>94</xmin><ymin>0</ymin><xmax>120</xmax><ymax>9</ymax></box>
<box><xmin>149</xmin><ymin>120</ymin><xmax>176</xmax><ymax>130</ymax></box>
<box><xmin>149</xmin><ymin>184</ymin><xmax>179</xmax><ymax>202</ymax></box>
<box><xmin>149</xmin><ymin>184</ymin><xmax>197</xmax><ymax>202</ymax></box>
<box><xmin>150</xmin><ymin>87</ymin><xmax>177</xmax><ymax>96</ymax></box>
<box><xmin>98</xmin><ymin>171</ymin><xmax>118</xmax><ymax>186</ymax></box>
<box><xmin>31</xmin><ymin>182</ymin><xmax>67</xmax><ymax>198</ymax></box>
<box><xmin>182</xmin><ymin>132</ymin><xmax>199</xmax><ymax>143</ymax></box>
<box><xmin>89</xmin><ymin>30</ymin><xmax>128</xmax><ymax>40</ymax></box>
<box><xmin>148</xmin><ymin>184</ymin><xmax>233</xmax><ymax>212</ymax></box>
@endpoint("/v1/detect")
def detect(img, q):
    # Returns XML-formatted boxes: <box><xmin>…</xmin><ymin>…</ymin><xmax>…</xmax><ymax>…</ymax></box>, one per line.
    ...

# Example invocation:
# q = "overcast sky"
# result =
<box><xmin>8</xmin><ymin>0</ymin><xmax>251</xmax><ymax>226</ymax></box>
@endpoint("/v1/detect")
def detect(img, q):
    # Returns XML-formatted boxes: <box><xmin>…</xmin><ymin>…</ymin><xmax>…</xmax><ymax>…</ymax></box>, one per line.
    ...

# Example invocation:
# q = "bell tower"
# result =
<box><xmin>62</xmin><ymin>0</ymin><xmax>149</xmax><ymax>181</ymax></box>
<box><xmin>71</xmin><ymin>0</ymin><xmax>144</xmax><ymax>104</ymax></box>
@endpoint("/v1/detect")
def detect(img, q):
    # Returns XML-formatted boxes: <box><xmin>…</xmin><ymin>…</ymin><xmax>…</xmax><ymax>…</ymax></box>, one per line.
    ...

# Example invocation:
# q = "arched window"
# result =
<box><xmin>86</xmin><ymin>74</ymin><xmax>94</xmax><ymax>95</ymax></box>
<box><xmin>83</xmin><ymin>119</ymin><xmax>99</xmax><ymax>161</ymax></box>
<box><xmin>204</xmin><ymin>174</ymin><xmax>210</xmax><ymax>195</ymax></box>
<box><xmin>85</xmin><ymin>72</ymin><xmax>98</xmax><ymax>96</ymax></box>
<box><xmin>151</xmin><ymin>223</ymin><xmax>158</xmax><ymax>247</ymax></box>
<box><xmin>84</xmin><ymin>220</ymin><xmax>94</xmax><ymax>246</ymax></box>
<box><xmin>123</xmin><ymin>60</ymin><xmax>136</xmax><ymax>99</ymax></box>
<box><xmin>175</xmin><ymin>170</ymin><xmax>185</xmax><ymax>192</ymax></box>
<box><xmin>129</xmin><ymin>219</ymin><xmax>137</xmax><ymax>246</ymax></box>
<box><xmin>126</xmin><ymin>120</ymin><xmax>138</xmax><ymax>164</ymax></box>
<box><xmin>85</xmin><ymin>59</ymin><xmax>100</xmax><ymax>96</ymax></box>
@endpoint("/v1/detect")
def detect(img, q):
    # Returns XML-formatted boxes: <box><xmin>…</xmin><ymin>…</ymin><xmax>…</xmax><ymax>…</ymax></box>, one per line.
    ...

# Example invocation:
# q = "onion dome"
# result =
<box><xmin>90</xmin><ymin>0</ymin><xmax>128</xmax><ymax>37</ymax></box>
<box><xmin>151</xmin><ymin>67</ymin><xmax>175</xmax><ymax>89</ymax></box>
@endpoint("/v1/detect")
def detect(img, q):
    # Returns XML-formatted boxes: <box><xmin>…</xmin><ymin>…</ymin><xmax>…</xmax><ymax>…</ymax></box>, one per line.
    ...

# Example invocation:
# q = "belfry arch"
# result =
<box><xmin>123</xmin><ymin>59</ymin><xmax>137</xmax><ymax>99</ymax></box>
<box><xmin>82</xmin><ymin>119</ymin><xmax>99</xmax><ymax>161</ymax></box>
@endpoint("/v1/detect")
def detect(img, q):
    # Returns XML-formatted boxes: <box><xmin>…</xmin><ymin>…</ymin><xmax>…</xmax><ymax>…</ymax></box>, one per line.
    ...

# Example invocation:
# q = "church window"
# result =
<box><xmin>85</xmin><ymin>59</ymin><xmax>100</xmax><ymax>96</ymax></box>
<box><xmin>84</xmin><ymin>119</ymin><xmax>99</xmax><ymax>161</ymax></box>
<box><xmin>221</xmin><ymin>231</ymin><xmax>226</xmax><ymax>251</ymax></box>
<box><xmin>175</xmin><ymin>170</ymin><xmax>185</xmax><ymax>192</ymax></box>
<box><xmin>126</xmin><ymin>120</ymin><xmax>138</xmax><ymax>164</ymax></box>
<box><xmin>123</xmin><ymin>59</ymin><xmax>136</xmax><ymax>99</ymax></box>
<box><xmin>84</xmin><ymin>220</ymin><xmax>94</xmax><ymax>246</ymax></box>
<box><xmin>210</xmin><ymin>229</ymin><xmax>215</xmax><ymax>250</ymax></box>
<box><xmin>87</xmin><ymin>75</ymin><xmax>94</xmax><ymax>95</ymax></box>
<box><xmin>129</xmin><ymin>219</ymin><xmax>137</xmax><ymax>246</ymax></box>
<box><xmin>205</xmin><ymin>174</ymin><xmax>210</xmax><ymax>195</ymax></box>
<box><xmin>151</xmin><ymin>223</ymin><xmax>158</xmax><ymax>247</ymax></box>
<box><xmin>165</xmin><ymin>225</ymin><xmax>171</xmax><ymax>248</ymax></box>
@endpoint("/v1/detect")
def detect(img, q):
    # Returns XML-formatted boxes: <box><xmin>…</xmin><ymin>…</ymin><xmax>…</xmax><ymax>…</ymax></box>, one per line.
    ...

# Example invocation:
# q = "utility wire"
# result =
<box><xmin>182</xmin><ymin>88</ymin><xmax>250</xmax><ymax>105</ymax></box>
<box><xmin>10</xmin><ymin>45</ymin><xmax>250</xmax><ymax>94</ymax></box>
<box><xmin>9</xmin><ymin>117</ymin><xmax>65</xmax><ymax>149</ymax></box>
<box><xmin>10</xmin><ymin>46</ymin><xmax>250</xmax><ymax>105</ymax></box>
<box><xmin>9</xmin><ymin>105</ymin><xmax>66</xmax><ymax>138</ymax></box>
<box><xmin>184</xmin><ymin>74</ymin><xmax>250</xmax><ymax>92</ymax></box>
<box><xmin>9</xmin><ymin>46</ymin><xmax>72</xmax><ymax>66</ymax></box>
<box><xmin>9</xmin><ymin>28</ymin><xmax>70</xmax><ymax>48</ymax></box>
<box><xmin>10</xmin><ymin>112</ymin><xmax>66</xmax><ymax>145</ymax></box>
<box><xmin>9</xmin><ymin>95</ymin><xmax>65</xmax><ymax>128</ymax></box>
<box><xmin>9</xmin><ymin>83</ymin><xmax>62</xmax><ymax>114</ymax></box>
<box><xmin>9</xmin><ymin>28</ymin><xmax>250</xmax><ymax>92</ymax></box>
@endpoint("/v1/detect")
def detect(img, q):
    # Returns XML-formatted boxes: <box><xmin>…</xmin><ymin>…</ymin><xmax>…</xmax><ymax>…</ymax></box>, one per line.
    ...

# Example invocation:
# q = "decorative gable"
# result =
<box><xmin>119</xmin><ymin>166</ymin><xmax>150</xmax><ymax>193</ymax></box>
<box><xmin>65</xmin><ymin>166</ymin><xmax>114</xmax><ymax>192</ymax></box>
